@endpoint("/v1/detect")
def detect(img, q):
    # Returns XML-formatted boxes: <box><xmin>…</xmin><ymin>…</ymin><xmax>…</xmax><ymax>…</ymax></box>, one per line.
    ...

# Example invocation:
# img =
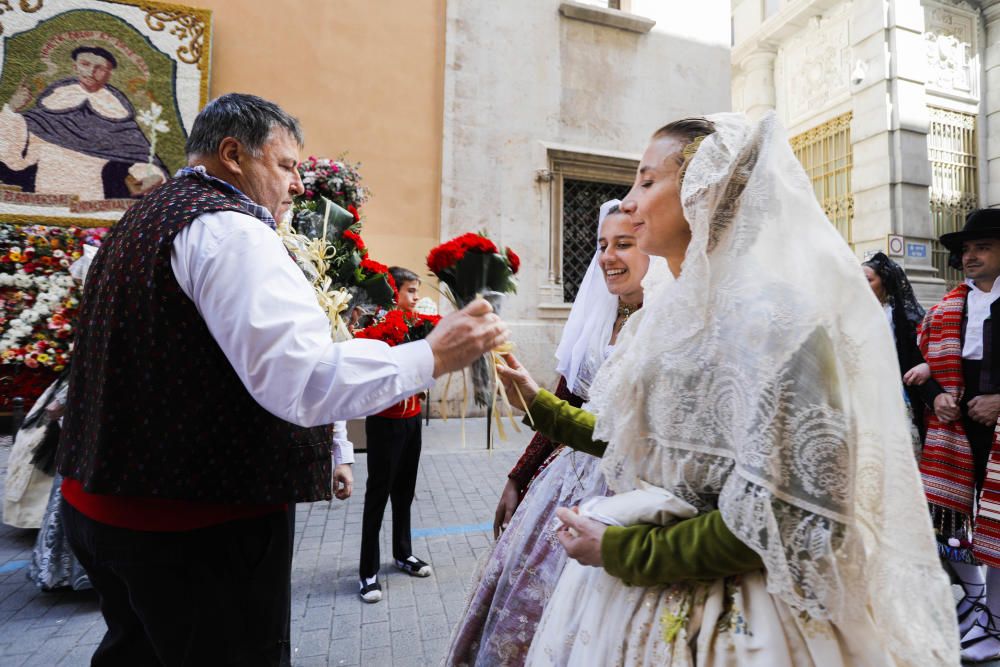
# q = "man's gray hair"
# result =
<box><xmin>185</xmin><ymin>93</ymin><xmax>304</xmax><ymax>158</ymax></box>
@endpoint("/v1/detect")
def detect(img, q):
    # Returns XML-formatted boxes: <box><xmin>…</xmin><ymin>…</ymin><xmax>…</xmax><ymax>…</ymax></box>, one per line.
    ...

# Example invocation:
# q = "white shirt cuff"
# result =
<box><xmin>333</xmin><ymin>439</ymin><xmax>355</xmax><ymax>466</ymax></box>
<box><xmin>389</xmin><ymin>340</ymin><xmax>436</xmax><ymax>391</ymax></box>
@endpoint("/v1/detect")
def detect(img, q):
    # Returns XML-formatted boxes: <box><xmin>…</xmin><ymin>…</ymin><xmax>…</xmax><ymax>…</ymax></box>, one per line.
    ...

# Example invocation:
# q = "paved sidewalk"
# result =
<box><xmin>0</xmin><ymin>418</ymin><xmax>530</xmax><ymax>666</ymax></box>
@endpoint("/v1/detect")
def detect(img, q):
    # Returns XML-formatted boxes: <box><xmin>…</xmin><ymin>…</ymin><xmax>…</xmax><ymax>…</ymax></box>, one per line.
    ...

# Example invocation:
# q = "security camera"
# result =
<box><xmin>851</xmin><ymin>60</ymin><xmax>868</xmax><ymax>86</ymax></box>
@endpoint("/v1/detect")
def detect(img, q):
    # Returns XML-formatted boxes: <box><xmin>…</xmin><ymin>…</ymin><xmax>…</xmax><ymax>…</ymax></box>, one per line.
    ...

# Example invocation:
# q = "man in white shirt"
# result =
<box><xmin>57</xmin><ymin>93</ymin><xmax>507</xmax><ymax>666</ymax></box>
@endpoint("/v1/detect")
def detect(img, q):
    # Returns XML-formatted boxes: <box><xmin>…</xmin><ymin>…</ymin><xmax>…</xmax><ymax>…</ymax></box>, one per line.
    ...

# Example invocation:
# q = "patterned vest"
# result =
<box><xmin>57</xmin><ymin>176</ymin><xmax>333</xmax><ymax>504</ymax></box>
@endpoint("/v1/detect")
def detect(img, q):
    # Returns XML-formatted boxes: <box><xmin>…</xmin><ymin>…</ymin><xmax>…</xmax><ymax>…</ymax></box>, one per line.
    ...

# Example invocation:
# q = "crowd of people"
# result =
<box><xmin>4</xmin><ymin>91</ymin><xmax>1000</xmax><ymax>666</ymax></box>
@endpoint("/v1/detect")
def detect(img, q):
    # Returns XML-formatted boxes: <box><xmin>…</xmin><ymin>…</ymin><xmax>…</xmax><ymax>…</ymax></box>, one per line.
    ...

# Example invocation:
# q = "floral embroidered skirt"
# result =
<box><xmin>444</xmin><ymin>447</ymin><xmax>608</xmax><ymax>667</ymax></box>
<box><xmin>525</xmin><ymin>558</ymin><xmax>892</xmax><ymax>666</ymax></box>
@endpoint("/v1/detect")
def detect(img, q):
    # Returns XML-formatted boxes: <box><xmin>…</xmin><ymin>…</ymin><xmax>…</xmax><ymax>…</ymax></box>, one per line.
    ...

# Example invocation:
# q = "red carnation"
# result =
<box><xmin>360</xmin><ymin>257</ymin><xmax>389</xmax><ymax>276</ymax></box>
<box><xmin>505</xmin><ymin>247</ymin><xmax>520</xmax><ymax>274</ymax></box>
<box><xmin>343</xmin><ymin>229</ymin><xmax>367</xmax><ymax>254</ymax></box>
<box><xmin>354</xmin><ymin>309</ymin><xmax>409</xmax><ymax>346</ymax></box>
<box><xmin>427</xmin><ymin>233</ymin><xmax>499</xmax><ymax>274</ymax></box>
<box><xmin>386</xmin><ymin>271</ymin><xmax>399</xmax><ymax>302</ymax></box>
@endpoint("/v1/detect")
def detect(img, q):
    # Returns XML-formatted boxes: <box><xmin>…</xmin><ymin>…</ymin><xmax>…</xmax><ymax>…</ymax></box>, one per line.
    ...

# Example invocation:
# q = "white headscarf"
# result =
<box><xmin>587</xmin><ymin>113</ymin><xmax>956</xmax><ymax>665</ymax></box>
<box><xmin>554</xmin><ymin>199</ymin><xmax>669</xmax><ymax>399</ymax></box>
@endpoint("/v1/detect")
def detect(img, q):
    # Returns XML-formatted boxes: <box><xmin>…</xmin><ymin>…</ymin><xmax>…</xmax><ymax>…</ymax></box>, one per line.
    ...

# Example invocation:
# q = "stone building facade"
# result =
<box><xmin>440</xmin><ymin>0</ymin><xmax>731</xmax><ymax>390</ymax></box>
<box><xmin>732</xmin><ymin>0</ymin><xmax>995</xmax><ymax>302</ymax></box>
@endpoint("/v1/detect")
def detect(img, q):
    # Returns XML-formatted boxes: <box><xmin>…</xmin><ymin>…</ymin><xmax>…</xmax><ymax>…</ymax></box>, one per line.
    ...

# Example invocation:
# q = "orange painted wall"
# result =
<box><xmin>185</xmin><ymin>0</ymin><xmax>446</xmax><ymax>288</ymax></box>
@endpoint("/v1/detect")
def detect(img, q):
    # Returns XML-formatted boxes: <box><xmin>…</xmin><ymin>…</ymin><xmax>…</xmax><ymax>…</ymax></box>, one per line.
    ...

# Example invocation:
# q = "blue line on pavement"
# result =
<box><xmin>0</xmin><ymin>560</ymin><xmax>29</xmax><ymax>574</ymax></box>
<box><xmin>412</xmin><ymin>522</ymin><xmax>491</xmax><ymax>538</ymax></box>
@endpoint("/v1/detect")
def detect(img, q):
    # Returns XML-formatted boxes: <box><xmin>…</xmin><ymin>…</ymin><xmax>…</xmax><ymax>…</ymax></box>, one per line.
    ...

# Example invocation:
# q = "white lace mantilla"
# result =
<box><xmin>586</xmin><ymin>113</ymin><xmax>958</xmax><ymax>666</ymax></box>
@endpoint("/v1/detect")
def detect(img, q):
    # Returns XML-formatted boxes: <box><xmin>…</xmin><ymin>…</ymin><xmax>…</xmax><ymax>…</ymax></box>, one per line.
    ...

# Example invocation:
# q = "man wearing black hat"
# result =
<box><xmin>920</xmin><ymin>208</ymin><xmax>1000</xmax><ymax>661</ymax></box>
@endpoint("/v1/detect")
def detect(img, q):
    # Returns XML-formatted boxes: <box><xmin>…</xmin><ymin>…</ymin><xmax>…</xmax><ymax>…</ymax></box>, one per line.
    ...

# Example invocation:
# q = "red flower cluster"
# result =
<box><xmin>426</xmin><ymin>233</ymin><xmax>499</xmax><ymax>274</ymax></box>
<box><xmin>354</xmin><ymin>309</ymin><xmax>410</xmax><ymax>346</ymax></box>
<box><xmin>360</xmin><ymin>257</ymin><xmax>390</xmax><ymax>276</ymax></box>
<box><xmin>342</xmin><ymin>229</ymin><xmax>367</xmax><ymax>256</ymax></box>
<box><xmin>347</xmin><ymin>204</ymin><xmax>361</xmax><ymax>222</ymax></box>
<box><xmin>505</xmin><ymin>247</ymin><xmax>520</xmax><ymax>274</ymax></box>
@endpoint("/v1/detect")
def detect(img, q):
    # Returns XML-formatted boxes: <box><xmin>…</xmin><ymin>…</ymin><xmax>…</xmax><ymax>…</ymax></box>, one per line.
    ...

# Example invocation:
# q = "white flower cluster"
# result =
<box><xmin>0</xmin><ymin>272</ymin><xmax>76</xmax><ymax>353</ymax></box>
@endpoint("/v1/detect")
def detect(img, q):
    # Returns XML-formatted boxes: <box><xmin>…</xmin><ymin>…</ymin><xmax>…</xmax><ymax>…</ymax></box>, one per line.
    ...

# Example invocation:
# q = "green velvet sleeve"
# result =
<box><xmin>524</xmin><ymin>389</ymin><xmax>607</xmax><ymax>457</ymax></box>
<box><xmin>526</xmin><ymin>390</ymin><xmax>762</xmax><ymax>584</ymax></box>
<box><xmin>601</xmin><ymin>510</ymin><xmax>763</xmax><ymax>586</ymax></box>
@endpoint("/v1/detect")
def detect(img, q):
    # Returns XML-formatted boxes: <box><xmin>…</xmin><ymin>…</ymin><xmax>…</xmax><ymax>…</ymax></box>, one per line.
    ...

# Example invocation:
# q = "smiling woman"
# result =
<box><xmin>597</xmin><ymin>208</ymin><xmax>647</xmax><ymax>342</ymax></box>
<box><xmin>443</xmin><ymin>200</ymin><xmax>670</xmax><ymax>667</ymax></box>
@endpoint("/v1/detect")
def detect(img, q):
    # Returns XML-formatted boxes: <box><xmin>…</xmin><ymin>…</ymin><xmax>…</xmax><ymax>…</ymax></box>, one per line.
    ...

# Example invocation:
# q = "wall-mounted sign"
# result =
<box><xmin>888</xmin><ymin>234</ymin><xmax>905</xmax><ymax>256</ymax></box>
<box><xmin>906</xmin><ymin>242</ymin><xmax>928</xmax><ymax>258</ymax></box>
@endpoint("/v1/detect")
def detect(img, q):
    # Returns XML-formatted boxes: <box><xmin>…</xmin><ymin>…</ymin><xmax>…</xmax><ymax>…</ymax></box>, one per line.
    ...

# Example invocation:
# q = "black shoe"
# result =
<box><xmin>359</xmin><ymin>577</ymin><xmax>382</xmax><ymax>603</ymax></box>
<box><xmin>394</xmin><ymin>556</ymin><xmax>432</xmax><ymax>577</ymax></box>
<box><xmin>960</xmin><ymin>614</ymin><xmax>1000</xmax><ymax>663</ymax></box>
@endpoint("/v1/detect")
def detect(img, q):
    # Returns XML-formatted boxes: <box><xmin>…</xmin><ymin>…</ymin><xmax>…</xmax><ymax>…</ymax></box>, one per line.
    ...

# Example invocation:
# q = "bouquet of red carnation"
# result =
<box><xmin>426</xmin><ymin>232</ymin><xmax>519</xmax><ymax>301</ymax></box>
<box><xmin>353</xmin><ymin>309</ymin><xmax>410</xmax><ymax>346</ymax></box>
<box><xmin>283</xmin><ymin>196</ymin><xmax>397</xmax><ymax>339</ymax></box>
<box><xmin>426</xmin><ymin>232</ymin><xmax>519</xmax><ymax>408</ymax></box>
<box><xmin>404</xmin><ymin>313</ymin><xmax>441</xmax><ymax>342</ymax></box>
<box><xmin>354</xmin><ymin>311</ymin><xmax>441</xmax><ymax>347</ymax></box>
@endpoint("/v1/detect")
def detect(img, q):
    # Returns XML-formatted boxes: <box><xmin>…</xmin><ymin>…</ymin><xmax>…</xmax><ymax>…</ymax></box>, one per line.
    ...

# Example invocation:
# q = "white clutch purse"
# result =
<box><xmin>576</xmin><ymin>480</ymin><xmax>698</xmax><ymax>527</ymax></box>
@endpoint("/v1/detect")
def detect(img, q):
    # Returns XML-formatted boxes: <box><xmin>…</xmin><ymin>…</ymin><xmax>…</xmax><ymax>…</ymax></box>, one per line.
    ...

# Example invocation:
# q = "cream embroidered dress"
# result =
<box><xmin>525</xmin><ymin>113</ymin><xmax>959</xmax><ymax>667</ymax></box>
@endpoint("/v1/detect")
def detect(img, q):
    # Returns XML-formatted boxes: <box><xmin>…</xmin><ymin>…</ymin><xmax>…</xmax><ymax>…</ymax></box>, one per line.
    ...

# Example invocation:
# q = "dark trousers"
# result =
<box><xmin>63</xmin><ymin>500</ymin><xmax>292</xmax><ymax>667</ymax></box>
<box><xmin>359</xmin><ymin>415</ymin><xmax>422</xmax><ymax>579</ymax></box>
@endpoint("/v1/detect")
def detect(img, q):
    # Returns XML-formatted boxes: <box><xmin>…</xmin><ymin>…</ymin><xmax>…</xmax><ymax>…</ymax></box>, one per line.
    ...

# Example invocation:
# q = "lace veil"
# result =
<box><xmin>587</xmin><ymin>112</ymin><xmax>957</xmax><ymax>665</ymax></box>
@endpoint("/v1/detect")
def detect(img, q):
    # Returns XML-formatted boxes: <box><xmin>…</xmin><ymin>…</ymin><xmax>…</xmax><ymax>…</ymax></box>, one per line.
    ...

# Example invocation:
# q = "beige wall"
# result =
<box><xmin>187</xmin><ymin>0</ymin><xmax>446</xmax><ymax>292</ymax></box>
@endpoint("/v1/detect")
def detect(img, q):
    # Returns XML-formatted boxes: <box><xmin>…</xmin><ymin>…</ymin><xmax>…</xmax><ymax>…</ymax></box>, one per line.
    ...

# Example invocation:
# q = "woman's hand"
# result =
<box><xmin>493</xmin><ymin>478</ymin><xmax>521</xmax><ymax>539</ymax></box>
<box><xmin>555</xmin><ymin>506</ymin><xmax>606</xmax><ymax>567</ymax></box>
<box><xmin>903</xmin><ymin>362</ymin><xmax>931</xmax><ymax>386</ymax></box>
<box><xmin>496</xmin><ymin>353</ymin><xmax>540</xmax><ymax>413</ymax></box>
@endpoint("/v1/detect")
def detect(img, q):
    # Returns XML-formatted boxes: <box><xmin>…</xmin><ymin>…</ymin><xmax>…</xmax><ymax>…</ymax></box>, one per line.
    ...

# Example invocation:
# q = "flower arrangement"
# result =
<box><xmin>0</xmin><ymin>225</ymin><xmax>108</xmax><ymax>373</ymax></box>
<box><xmin>426</xmin><ymin>232</ymin><xmax>519</xmax><ymax>301</ymax></box>
<box><xmin>297</xmin><ymin>155</ymin><xmax>370</xmax><ymax>213</ymax></box>
<box><xmin>354</xmin><ymin>310</ymin><xmax>441</xmax><ymax>347</ymax></box>
<box><xmin>284</xmin><ymin>155</ymin><xmax>396</xmax><ymax>313</ymax></box>
<box><xmin>427</xmin><ymin>232</ymin><xmax>520</xmax><ymax>411</ymax></box>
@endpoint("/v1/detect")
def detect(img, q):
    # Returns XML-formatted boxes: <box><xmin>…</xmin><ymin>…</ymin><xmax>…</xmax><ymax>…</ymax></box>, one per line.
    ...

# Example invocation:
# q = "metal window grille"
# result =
<box><xmin>561</xmin><ymin>178</ymin><xmax>631</xmax><ymax>302</ymax></box>
<box><xmin>929</xmin><ymin>106</ymin><xmax>978</xmax><ymax>287</ymax></box>
<box><xmin>790</xmin><ymin>113</ymin><xmax>854</xmax><ymax>245</ymax></box>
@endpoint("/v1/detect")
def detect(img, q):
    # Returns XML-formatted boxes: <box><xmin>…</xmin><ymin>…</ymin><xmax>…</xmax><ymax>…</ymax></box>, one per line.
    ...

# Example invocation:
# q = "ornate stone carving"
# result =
<box><xmin>924</xmin><ymin>4</ymin><xmax>978</xmax><ymax>100</ymax></box>
<box><xmin>778</xmin><ymin>8</ymin><xmax>850</xmax><ymax>127</ymax></box>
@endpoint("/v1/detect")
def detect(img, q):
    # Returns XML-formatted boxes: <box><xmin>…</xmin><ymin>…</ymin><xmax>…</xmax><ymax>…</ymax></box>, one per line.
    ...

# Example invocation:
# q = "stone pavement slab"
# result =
<box><xmin>0</xmin><ymin>418</ymin><xmax>527</xmax><ymax>666</ymax></box>
<box><xmin>2</xmin><ymin>417</ymin><xmax>989</xmax><ymax>666</ymax></box>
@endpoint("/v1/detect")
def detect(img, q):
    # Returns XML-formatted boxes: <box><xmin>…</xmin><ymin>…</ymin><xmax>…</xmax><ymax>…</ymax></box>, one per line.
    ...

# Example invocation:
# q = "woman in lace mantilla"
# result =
<box><xmin>498</xmin><ymin>112</ymin><xmax>958</xmax><ymax>666</ymax></box>
<box><xmin>862</xmin><ymin>251</ymin><xmax>939</xmax><ymax>450</ymax></box>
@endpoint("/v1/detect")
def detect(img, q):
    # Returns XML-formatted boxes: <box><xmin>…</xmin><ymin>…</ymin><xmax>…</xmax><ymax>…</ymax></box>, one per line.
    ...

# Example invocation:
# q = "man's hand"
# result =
<box><xmin>333</xmin><ymin>463</ymin><xmax>353</xmax><ymax>500</ymax></box>
<box><xmin>426</xmin><ymin>298</ymin><xmax>508</xmax><ymax>378</ymax></box>
<box><xmin>493</xmin><ymin>478</ymin><xmax>521</xmax><ymax>539</ymax></box>
<box><xmin>495</xmin><ymin>353</ymin><xmax>540</xmax><ymax>413</ymax></box>
<box><xmin>903</xmin><ymin>362</ymin><xmax>931</xmax><ymax>386</ymax></box>
<box><xmin>934</xmin><ymin>392</ymin><xmax>961</xmax><ymax>423</ymax></box>
<box><xmin>968</xmin><ymin>394</ymin><xmax>1000</xmax><ymax>426</ymax></box>
<box><xmin>555</xmin><ymin>507</ymin><xmax>606</xmax><ymax>567</ymax></box>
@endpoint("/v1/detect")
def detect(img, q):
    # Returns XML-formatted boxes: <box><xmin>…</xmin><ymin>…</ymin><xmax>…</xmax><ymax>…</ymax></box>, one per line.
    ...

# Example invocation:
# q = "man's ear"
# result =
<box><xmin>217</xmin><ymin>137</ymin><xmax>243</xmax><ymax>175</ymax></box>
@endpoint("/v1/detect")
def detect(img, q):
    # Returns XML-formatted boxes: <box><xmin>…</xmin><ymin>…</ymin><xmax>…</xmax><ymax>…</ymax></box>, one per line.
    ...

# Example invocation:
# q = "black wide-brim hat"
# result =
<box><xmin>940</xmin><ymin>208</ymin><xmax>1000</xmax><ymax>252</ymax></box>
